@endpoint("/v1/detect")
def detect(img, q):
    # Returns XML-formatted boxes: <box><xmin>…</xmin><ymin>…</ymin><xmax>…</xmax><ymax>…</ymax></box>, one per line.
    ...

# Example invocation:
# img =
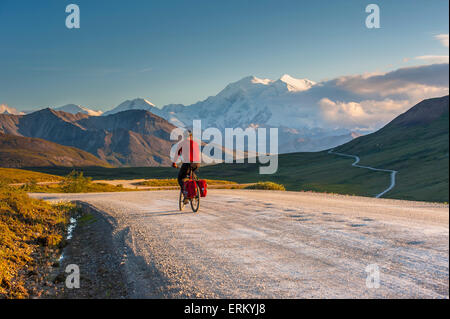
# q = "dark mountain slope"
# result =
<box><xmin>0</xmin><ymin>133</ymin><xmax>110</xmax><ymax>168</ymax></box>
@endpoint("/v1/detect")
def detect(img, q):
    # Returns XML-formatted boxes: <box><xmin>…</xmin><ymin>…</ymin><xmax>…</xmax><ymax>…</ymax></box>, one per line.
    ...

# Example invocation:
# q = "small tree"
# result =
<box><xmin>61</xmin><ymin>171</ymin><xmax>92</xmax><ymax>193</ymax></box>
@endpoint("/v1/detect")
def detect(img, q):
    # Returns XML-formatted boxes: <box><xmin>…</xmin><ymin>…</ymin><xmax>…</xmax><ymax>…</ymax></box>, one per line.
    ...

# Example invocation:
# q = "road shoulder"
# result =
<box><xmin>47</xmin><ymin>202</ymin><xmax>129</xmax><ymax>298</ymax></box>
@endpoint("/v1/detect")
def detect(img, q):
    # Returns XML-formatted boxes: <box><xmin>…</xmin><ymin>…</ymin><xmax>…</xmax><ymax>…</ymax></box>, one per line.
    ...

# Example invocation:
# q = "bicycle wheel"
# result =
<box><xmin>190</xmin><ymin>183</ymin><xmax>200</xmax><ymax>212</ymax></box>
<box><xmin>179</xmin><ymin>189</ymin><xmax>185</xmax><ymax>211</ymax></box>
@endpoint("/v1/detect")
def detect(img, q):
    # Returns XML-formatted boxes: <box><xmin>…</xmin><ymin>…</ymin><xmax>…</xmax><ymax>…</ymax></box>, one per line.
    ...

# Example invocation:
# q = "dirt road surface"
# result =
<box><xmin>31</xmin><ymin>190</ymin><xmax>449</xmax><ymax>298</ymax></box>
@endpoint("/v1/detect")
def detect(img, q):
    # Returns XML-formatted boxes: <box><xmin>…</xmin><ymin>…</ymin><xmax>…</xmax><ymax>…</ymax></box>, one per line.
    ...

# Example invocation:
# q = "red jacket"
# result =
<box><xmin>175</xmin><ymin>139</ymin><xmax>200</xmax><ymax>163</ymax></box>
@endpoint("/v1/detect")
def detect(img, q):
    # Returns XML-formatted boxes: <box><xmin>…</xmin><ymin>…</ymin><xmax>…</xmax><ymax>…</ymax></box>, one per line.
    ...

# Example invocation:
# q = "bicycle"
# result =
<box><xmin>179</xmin><ymin>169</ymin><xmax>200</xmax><ymax>213</ymax></box>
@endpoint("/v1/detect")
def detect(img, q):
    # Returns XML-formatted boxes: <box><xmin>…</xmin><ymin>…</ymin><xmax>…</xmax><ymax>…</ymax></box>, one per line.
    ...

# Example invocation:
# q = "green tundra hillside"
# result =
<box><xmin>335</xmin><ymin>95</ymin><xmax>449</xmax><ymax>202</ymax></box>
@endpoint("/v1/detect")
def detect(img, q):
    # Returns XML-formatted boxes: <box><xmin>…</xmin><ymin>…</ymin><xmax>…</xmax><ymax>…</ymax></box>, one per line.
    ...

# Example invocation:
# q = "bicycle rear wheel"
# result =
<box><xmin>190</xmin><ymin>183</ymin><xmax>200</xmax><ymax>212</ymax></box>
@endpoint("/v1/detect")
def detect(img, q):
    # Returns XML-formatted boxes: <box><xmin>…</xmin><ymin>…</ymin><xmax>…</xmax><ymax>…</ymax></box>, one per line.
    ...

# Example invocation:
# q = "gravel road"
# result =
<box><xmin>31</xmin><ymin>190</ymin><xmax>449</xmax><ymax>298</ymax></box>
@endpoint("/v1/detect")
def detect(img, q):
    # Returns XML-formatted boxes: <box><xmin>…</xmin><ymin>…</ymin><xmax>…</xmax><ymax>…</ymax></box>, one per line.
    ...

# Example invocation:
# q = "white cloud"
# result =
<box><xmin>319</xmin><ymin>98</ymin><xmax>411</xmax><ymax>130</ymax></box>
<box><xmin>329</xmin><ymin>63</ymin><xmax>448</xmax><ymax>99</ymax></box>
<box><xmin>410</xmin><ymin>34</ymin><xmax>449</xmax><ymax>65</ymax></box>
<box><xmin>415</xmin><ymin>55</ymin><xmax>449</xmax><ymax>64</ymax></box>
<box><xmin>314</xmin><ymin>63</ymin><xmax>449</xmax><ymax>130</ymax></box>
<box><xmin>435</xmin><ymin>34</ymin><xmax>449</xmax><ymax>48</ymax></box>
<box><xmin>0</xmin><ymin>104</ymin><xmax>25</xmax><ymax>115</ymax></box>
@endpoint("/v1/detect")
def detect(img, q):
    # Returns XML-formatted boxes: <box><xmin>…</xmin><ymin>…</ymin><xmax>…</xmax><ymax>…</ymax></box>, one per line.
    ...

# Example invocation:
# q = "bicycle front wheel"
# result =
<box><xmin>190</xmin><ymin>184</ymin><xmax>200</xmax><ymax>212</ymax></box>
<box><xmin>179</xmin><ymin>190</ymin><xmax>185</xmax><ymax>211</ymax></box>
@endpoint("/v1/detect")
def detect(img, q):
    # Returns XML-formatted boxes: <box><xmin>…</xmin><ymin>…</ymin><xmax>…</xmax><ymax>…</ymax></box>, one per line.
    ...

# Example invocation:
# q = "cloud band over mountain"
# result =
<box><xmin>313</xmin><ymin>63</ymin><xmax>449</xmax><ymax>130</ymax></box>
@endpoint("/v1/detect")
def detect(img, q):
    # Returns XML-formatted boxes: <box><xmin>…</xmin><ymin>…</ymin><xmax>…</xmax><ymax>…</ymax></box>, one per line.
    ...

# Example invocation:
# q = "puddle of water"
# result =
<box><xmin>59</xmin><ymin>217</ymin><xmax>78</xmax><ymax>262</ymax></box>
<box><xmin>67</xmin><ymin>217</ymin><xmax>77</xmax><ymax>240</ymax></box>
<box><xmin>349</xmin><ymin>224</ymin><xmax>367</xmax><ymax>227</ymax></box>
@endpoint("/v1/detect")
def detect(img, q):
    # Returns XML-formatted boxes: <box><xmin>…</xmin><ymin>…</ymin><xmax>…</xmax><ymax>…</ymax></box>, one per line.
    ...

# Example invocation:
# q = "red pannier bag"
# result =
<box><xmin>197</xmin><ymin>180</ymin><xmax>207</xmax><ymax>197</ymax></box>
<box><xmin>183</xmin><ymin>180</ymin><xmax>197</xmax><ymax>198</ymax></box>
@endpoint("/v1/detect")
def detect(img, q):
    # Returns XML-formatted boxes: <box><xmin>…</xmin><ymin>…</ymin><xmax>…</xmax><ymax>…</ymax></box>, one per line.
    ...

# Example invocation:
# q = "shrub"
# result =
<box><xmin>61</xmin><ymin>171</ymin><xmax>92</xmax><ymax>193</ymax></box>
<box><xmin>245</xmin><ymin>181</ymin><xmax>286</xmax><ymax>191</ymax></box>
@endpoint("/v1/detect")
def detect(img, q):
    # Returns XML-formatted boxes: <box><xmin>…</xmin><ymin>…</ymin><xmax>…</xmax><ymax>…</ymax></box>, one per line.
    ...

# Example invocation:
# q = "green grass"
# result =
<box><xmin>336</xmin><ymin>112</ymin><xmax>449</xmax><ymax>202</ymax></box>
<box><xmin>77</xmin><ymin>213</ymin><xmax>97</xmax><ymax>226</ymax></box>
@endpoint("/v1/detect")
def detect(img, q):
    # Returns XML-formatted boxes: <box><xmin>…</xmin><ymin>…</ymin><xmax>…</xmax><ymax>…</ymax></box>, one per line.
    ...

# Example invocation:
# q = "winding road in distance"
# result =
<box><xmin>328</xmin><ymin>149</ymin><xmax>398</xmax><ymax>198</ymax></box>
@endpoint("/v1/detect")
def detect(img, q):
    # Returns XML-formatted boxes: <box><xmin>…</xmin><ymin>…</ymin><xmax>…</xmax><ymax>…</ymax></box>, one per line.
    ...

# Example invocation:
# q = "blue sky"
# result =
<box><xmin>0</xmin><ymin>0</ymin><xmax>448</xmax><ymax>111</ymax></box>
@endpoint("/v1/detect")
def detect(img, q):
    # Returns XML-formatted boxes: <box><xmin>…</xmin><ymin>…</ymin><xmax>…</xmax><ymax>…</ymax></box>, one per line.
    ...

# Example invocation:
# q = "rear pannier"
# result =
<box><xmin>197</xmin><ymin>180</ymin><xmax>207</xmax><ymax>197</ymax></box>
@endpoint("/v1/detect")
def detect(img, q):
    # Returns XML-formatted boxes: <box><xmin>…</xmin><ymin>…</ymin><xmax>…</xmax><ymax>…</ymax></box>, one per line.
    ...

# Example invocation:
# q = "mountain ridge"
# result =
<box><xmin>54</xmin><ymin>104</ymin><xmax>103</xmax><ymax>116</ymax></box>
<box><xmin>0</xmin><ymin>109</ymin><xmax>176</xmax><ymax>167</ymax></box>
<box><xmin>102</xmin><ymin>98</ymin><xmax>156</xmax><ymax>116</ymax></box>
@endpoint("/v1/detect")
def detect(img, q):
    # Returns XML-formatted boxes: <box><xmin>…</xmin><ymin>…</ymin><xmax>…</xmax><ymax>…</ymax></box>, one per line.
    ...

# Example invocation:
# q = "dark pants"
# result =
<box><xmin>178</xmin><ymin>163</ymin><xmax>200</xmax><ymax>190</ymax></box>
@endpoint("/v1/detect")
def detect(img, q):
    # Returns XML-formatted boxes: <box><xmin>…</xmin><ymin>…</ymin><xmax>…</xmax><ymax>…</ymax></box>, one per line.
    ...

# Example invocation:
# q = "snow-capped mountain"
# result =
<box><xmin>102</xmin><ymin>98</ymin><xmax>156</xmax><ymax>116</ymax></box>
<box><xmin>54</xmin><ymin>104</ymin><xmax>103</xmax><ymax>116</ymax></box>
<box><xmin>0</xmin><ymin>104</ymin><xmax>25</xmax><ymax>115</ymax></box>
<box><xmin>276</xmin><ymin>74</ymin><xmax>316</xmax><ymax>92</ymax></box>
<box><xmin>151</xmin><ymin>74</ymin><xmax>357</xmax><ymax>153</ymax></box>
<box><xmin>153</xmin><ymin>74</ymin><xmax>326</xmax><ymax>129</ymax></box>
<box><xmin>155</xmin><ymin>74</ymin><xmax>322</xmax><ymax>131</ymax></box>
<box><xmin>100</xmin><ymin>74</ymin><xmax>359</xmax><ymax>153</ymax></box>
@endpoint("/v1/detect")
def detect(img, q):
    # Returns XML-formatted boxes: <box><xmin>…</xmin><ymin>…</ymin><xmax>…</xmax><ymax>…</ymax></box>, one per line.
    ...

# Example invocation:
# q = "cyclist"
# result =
<box><xmin>172</xmin><ymin>130</ymin><xmax>201</xmax><ymax>203</ymax></box>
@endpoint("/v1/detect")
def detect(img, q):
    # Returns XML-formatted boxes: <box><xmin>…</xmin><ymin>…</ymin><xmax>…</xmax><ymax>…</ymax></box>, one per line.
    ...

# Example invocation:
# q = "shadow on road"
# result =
<box><xmin>143</xmin><ymin>210</ymin><xmax>197</xmax><ymax>217</ymax></box>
